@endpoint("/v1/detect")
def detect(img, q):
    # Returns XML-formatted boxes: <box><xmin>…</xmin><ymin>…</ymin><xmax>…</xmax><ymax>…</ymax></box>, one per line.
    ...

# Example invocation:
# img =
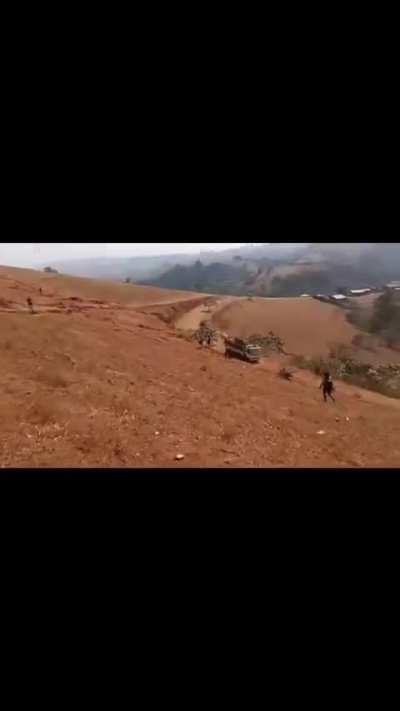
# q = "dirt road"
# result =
<box><xmin>175</xmin><ymin>297</ymin><xmax>236</xmax><ymax>331</ymax></box>
<box><xmin>175</xmin><ymin>297</ymin><xmax>237</xmax><ymax>353</ymax></box>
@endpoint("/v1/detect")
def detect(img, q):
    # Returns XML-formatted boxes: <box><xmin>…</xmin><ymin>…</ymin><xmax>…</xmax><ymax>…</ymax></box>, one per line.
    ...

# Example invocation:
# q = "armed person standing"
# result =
<box><xmin>320</xmin><ymin>371</ymin><xmax>335</xmax><ymax>403</ymax></box>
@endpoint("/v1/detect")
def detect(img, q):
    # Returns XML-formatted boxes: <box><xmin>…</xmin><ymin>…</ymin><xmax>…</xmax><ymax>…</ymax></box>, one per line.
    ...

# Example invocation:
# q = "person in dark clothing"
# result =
<box><xmin>27</xmin><ymin>297</ymin><xmax>34</xmax><ymax>314</ymax></box>
<box><xmin>320</xmin><ymin>371</ymin><xmax>335</xmax><ymax>402</ymax></box>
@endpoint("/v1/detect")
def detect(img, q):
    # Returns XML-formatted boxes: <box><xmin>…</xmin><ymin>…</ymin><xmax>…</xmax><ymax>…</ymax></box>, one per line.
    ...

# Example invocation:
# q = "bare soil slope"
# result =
<box><xmin>211</xmin><ymin>296</ymin><xmax>399</xmax><ymax>364</ymax></box>
<box><xmin>211</xmin><ymin>297</ymin><xmax>357</xmax><ymax>356</ymax></box>
<box><xmin>0</xmin><ymin>265</ymin><xmax>201</xmax><ymax>307</ymax></box>
<box><xmin>1</xmin><ymin>267</ymin><xmax>399</xmax><ymax>468</ymax></box>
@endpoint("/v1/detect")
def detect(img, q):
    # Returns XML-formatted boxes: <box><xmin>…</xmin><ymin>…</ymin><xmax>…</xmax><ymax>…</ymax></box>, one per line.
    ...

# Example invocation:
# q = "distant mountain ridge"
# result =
<box><xmin>139</xmin><ymin>243</ymin><xmax>400</xmax><ymax>297</ymax></box>
<box><xmin>44</xmin><ymin>244</ymin><xmax>310</xmax><ymax>281</ymax></box>
<box><xmin>42</xmin><ymin>243</ymin><xmax>400</xmax><ymax>298</ymax></box>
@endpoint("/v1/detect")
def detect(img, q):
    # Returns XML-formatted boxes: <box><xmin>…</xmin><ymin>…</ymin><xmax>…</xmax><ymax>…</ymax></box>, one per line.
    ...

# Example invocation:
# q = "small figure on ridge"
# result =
<box><xmin>320</xmin><ymin>371</ymin><xmax>335</xmax><ymax>403</ymax></box>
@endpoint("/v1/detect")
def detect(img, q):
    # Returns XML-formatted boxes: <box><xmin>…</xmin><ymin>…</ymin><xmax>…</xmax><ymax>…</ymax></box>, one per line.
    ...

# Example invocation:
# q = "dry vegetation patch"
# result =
<box><xmin>292</xmin><ymin>342</ymin><xmax>400</xmax><ymax>399</ymax></box>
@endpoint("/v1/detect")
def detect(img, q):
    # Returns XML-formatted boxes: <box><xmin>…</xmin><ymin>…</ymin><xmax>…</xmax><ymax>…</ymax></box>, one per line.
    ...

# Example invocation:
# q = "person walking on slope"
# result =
<box><xmin>320</xmin><ymin>371</ymin><xmax>335</xmax><ymax>403</ymax></box>
<box><xmin>27</xmin><ymin>297</ymin><xmax>34</xmax><ymax>314</ymax></box>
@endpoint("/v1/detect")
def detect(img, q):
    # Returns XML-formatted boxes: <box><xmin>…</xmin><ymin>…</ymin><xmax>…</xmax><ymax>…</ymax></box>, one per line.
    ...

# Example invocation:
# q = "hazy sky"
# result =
<box><xmin>0</xmin><ymin>243</ymin><xmax>249</xmax><ymax>267</ymax></box>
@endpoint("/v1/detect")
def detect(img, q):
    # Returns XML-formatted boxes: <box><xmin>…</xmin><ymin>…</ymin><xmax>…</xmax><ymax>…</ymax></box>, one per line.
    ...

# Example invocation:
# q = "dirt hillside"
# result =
<box><xmin>1</xmin><ymin>266</ymin><xmax>399</xmax><ymax>468</ymax></box>
<box><xmin>0</xmin><ymin>265</ymin><xmax>202</xmax><ymax>307</ymax></box>
<box><xmin>211</xmin><ymin>296</ymin><xmax>399</xmax><ymax>364</ymax></box>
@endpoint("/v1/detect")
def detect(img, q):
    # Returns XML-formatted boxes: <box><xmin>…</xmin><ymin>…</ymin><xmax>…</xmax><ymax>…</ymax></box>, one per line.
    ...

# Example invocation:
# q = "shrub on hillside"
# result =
<box><xmin>291</xmin><ymin>349</ymin><xmax>400</xmax><ymax>399</ymax></box>
<box><xmin>381</xmin><ymin>322</ymin><xmax>400</xmax><ymax>348</ymax></box>
<box><xmin>346</xmin><ymin>291</ymin><xmax>400</xmax><ymax>348</ymax></box>
<box><xmin>370</xmin><ymin>291</ymin><xmax>400</xmax><ymax>341</ymax></box>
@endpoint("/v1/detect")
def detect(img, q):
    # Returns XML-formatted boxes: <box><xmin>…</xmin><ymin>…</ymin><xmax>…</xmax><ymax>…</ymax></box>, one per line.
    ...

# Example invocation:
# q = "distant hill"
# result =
<box><xmin>45</xmin><ymin>244</ymin><xmax>310</xmax><ymax>282</ymax></box>
<box><xmin>138</xmin><ymin>259</ymin><xmax>344</xmax><ymax>297</ymax></box>
<box><xmin>43</xmin><ymin>243</ymin><xmax>400</xmax><ymax>298</ymax></box>
<box><xmin>46</xmin><ymin>254</ymin><xmax>197</xmax><ymax>281</ymax></box>
<box><xmin>139</xmin><ymin>260</ymin><xmax>262</xmax><ymax>295</ymax></box>
<box><xmin>140</xmin><ymin>244</ymin><xmax>400</xmax><ymax>297</ymax></box>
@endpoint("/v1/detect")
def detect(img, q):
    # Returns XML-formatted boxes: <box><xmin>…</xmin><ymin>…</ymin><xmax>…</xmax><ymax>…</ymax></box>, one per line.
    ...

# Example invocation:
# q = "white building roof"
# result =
<box><xmin>331</xmin><ymin>294</ymin><xmax>347</xmax><ymax>300</ymax></box>
<box><xmin>350</xmin><ymin>289</ymin><xmax>371</xmax><ymax>294</ymax></box>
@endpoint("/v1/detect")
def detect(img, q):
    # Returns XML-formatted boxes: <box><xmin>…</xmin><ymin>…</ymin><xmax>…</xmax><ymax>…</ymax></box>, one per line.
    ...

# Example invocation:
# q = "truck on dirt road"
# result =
<box><xmin>224</xmin><ymin>337</ymin><xmax>261</xmax><ymax>363</ymax></box>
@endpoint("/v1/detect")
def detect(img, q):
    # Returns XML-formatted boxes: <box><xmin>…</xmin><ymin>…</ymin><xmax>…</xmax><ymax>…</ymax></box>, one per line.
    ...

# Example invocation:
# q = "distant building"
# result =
<box><xmin>313</xmin><ymin>294</ymin><xmax>331</xmax><ymax>303</ymax></box>
<box><xmin>385</xmin><ymin>281</ymin><xmax>400</xmax><ymax>290</ymax></box>
<box><xmin>349</xmin><ymin>288</ymin><xmax>371</xmax><ymax>296</ymax></box>
<box><xmin>330</xmin><ymin>294</ymin><xmax>348</xmax><ymax>302</ymax></box>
